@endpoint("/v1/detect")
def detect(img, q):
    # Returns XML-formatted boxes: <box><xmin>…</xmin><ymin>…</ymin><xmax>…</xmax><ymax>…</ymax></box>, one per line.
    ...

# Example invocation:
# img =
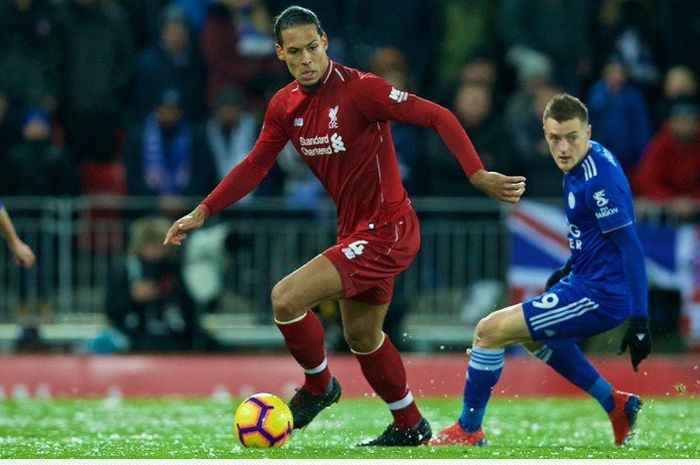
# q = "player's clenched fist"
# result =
<box><xmin>163</xmin><ymin>205</ymin><xmax>208</xmax><ymax>246</ymax></box>
<box><xmin>469</xmin><ymin>169</ymin><xmax>526</xmax><ymax>204</ymax></box>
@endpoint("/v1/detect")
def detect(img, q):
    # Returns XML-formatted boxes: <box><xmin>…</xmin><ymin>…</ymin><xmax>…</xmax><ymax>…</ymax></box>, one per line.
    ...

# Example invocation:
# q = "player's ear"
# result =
<box><xmin>321</xmin><ymin>32</ymin><xmax>328</xmax><ymax>52</ymax></box>
<box><xmin>586</xmin><ymin>123</ymin><xmax>592</xmax><ymax>138</ymax></box>
<box><xmin>275</xmin><ymin>43</ymin><xmax>284</xmax><ymax>61</ymax></box>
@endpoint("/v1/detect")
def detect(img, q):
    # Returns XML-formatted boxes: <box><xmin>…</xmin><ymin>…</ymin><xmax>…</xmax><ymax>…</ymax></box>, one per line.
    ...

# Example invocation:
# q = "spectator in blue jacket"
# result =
<box><xmin>587</xmin><ymin>56</ymin><xmax>652</xmax><ymax>171</ymax></box>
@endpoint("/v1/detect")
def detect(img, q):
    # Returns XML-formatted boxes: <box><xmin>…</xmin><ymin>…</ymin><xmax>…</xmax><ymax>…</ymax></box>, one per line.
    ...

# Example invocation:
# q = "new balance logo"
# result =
<box><xmin>389</xmin><ymin>87</ymin><xmax>408</xmax><ymax>103</ymax></box>
<box><xmin>294</xmin><ymin>118</ymin><xmax>304</xmax><ymax>127</ymax></box>
<box><xmin>331</xmin><ymin>133</ymin><xmax>346</xmax><ymax>152</ymax></box>
<box><xmin>544</xmin><ymin>329</ymin><xmax>557</xmax><ymax>337</ymax></box>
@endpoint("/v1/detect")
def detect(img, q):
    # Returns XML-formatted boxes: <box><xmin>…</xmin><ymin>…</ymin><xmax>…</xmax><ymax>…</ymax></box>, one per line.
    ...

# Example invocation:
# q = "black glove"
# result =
<box><xmin>545</xmin><ymin>262</ymin><xmax>572</xmax><ymax>290</ymax></box>
<box><xmin>618</xmin><ymin>316</ymin><xmax>651</xmax><ymax>372</ymax></box>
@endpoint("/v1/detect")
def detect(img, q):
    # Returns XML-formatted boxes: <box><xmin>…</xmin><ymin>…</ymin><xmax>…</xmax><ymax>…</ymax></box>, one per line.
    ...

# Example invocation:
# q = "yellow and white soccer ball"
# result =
<box><xmin>233</xmin><ymin>393</ymin><xmax>294</xmax><ymax>448</ymax></box>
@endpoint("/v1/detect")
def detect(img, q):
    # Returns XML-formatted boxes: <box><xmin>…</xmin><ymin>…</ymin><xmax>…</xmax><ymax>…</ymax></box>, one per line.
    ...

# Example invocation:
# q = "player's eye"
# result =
<box><xmin>310</xmin><ymin>44</ymin><xmax>318</xmax><ymax>51</ymax></box>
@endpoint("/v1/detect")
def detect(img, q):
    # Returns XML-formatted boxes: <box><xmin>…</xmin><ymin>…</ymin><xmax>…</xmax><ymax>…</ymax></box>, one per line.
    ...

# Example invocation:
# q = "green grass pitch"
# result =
<box><xmin>0</xmin><ymin>396</ymin><xmax>697</xmax><ymax>459</ymax></box>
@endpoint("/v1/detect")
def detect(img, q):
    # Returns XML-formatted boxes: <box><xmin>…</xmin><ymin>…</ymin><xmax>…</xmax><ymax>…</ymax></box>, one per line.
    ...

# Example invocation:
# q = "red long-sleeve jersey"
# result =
<box><xmin>201</xmin><ymin>61</ymin><xmax>484</xmax><ymax>235</ymax></box>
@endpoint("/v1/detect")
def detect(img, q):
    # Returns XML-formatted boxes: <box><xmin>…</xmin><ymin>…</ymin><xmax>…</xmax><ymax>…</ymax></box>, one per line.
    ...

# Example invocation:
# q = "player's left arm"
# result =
<box><xmin>608</xmin><ymin>225</ymin><xmax>651</xmax><ymax>371</ymax></box>
<box><xmin>347</xmin><ymin>75</ymin><xmax>526</xmax><ymax>203</ymax></box>
<box><xmin>0</xmin><ymin>204</ymin><xmax>36</xmax><ymax>268</ymax></box>
<box><xmin>587</xmin><ymin>177</ymin><xmax>651</xmax><ymax>370</ymax></box>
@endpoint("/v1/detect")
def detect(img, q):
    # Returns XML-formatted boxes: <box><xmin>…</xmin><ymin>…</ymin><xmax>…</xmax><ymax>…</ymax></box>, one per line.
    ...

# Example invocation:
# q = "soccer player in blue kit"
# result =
<box><xmin>430</xmin><ymin>93</ymin><xmax>651</xmax><ymax>447</ymax></box>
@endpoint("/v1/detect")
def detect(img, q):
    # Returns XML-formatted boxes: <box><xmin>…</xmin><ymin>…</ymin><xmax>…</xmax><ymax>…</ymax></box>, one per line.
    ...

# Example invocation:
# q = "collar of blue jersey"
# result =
<box><xmin>568</xmin><ymin>142</ymin><xmax>595</xmax><ymax>178</ymax></box>
<box><xmin>298</xmin><ymin>60</ymin><xmax>335</xmax><ymax>95</ymax></box>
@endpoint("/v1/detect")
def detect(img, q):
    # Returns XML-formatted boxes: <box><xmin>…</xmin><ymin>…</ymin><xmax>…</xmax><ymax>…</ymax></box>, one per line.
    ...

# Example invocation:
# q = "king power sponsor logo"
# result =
<box><xmin>299</xmin><ymin>133</ymin><xmax>346</xmax><ymax>156</ymax></box>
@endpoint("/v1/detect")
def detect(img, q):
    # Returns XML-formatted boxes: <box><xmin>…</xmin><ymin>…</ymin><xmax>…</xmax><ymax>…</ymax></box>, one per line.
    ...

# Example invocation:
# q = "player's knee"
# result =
<box><xmin>343</xmin><ymin>326</ymin><xmax>381</xmax><ymax>353</ymax></box>
<box><xmin>270</xmin><ymin>282</ymin><xmax>298</xmax><ymax>321</ymax></box>
<box><xmin>473</xmin><ymin>316</ymin><xmax>505</xmax><ymax>348</ymax></box>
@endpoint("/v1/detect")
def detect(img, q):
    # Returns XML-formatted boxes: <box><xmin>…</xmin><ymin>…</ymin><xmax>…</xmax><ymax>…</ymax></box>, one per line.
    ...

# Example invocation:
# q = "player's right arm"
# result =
<box><xmin>544</xmin><ymin>259</ymin><xmax>572</xmax><ymax>290</ymax></box>
<box><xmin>0</xmin><ymin>203</ymin><xmax>36</xmax><ymax>267</ymax></box>
<box><xmin>164</xmin><ymin>95</ymin><xmax>289</xmax><ymax>246</ymax></box>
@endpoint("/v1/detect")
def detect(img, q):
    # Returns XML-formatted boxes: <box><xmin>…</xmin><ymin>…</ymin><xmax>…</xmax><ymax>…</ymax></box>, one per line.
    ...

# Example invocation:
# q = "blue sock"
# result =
<box><xmin>458</xmin><ymin>347</ymin><xmax>505</xmax><ymax>432</ymax></box>
<box><xmin>533</xmin><ymin>344</ymin><xmax>614</xmax><ymax>412</ymax></box>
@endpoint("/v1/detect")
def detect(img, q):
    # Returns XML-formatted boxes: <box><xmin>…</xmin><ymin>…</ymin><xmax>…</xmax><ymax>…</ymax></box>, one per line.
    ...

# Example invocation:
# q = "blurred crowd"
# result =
<box><xmin>2</xmin><ymin>0</ymin><xmax>699</xmax><ymax>352</ymax></box>
<box><xmin>0</xmin><ymin>0</ymin><xmax>698</xmax><ymax>214</ymax></box>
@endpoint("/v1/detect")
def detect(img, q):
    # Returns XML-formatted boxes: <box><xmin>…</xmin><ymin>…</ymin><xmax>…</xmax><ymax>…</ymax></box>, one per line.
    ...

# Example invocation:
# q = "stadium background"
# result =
<box><xmin>0</xmin><ymin>0</ymin><xmax>698</xmax><ymax>401</ymax></box>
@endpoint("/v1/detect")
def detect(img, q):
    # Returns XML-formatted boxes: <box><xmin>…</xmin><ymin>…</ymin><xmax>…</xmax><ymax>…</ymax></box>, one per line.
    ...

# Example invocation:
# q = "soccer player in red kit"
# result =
<box><xmin>164</xmin><ymin>6</ymin><xmax>526</xmax><ymax>446</ymax></box>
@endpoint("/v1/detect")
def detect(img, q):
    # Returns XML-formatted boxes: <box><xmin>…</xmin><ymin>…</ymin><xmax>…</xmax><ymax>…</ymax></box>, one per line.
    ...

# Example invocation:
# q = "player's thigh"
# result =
<box><xmin>339</xmin><ymin>299</ymin><xmax>390</xmax><ymax>352</ymax></box>
<box><xmin>475</xmin><ymin>303</ymin><xmax>534</xmax><ymax>348</ymax></box>
<box><xmin>323</xmin><ymin>212</ymin><xmax>420</xmax><ymax>302</ymax></box>
<box><xmin>271</xmin><ymin>253</ymin><xmax>343</xmax><ymax>318</ymax></box>
<box><xmin>522</xmin><ymin>281</ymin><xmax>626</xmax><ymax>342</ymax></box>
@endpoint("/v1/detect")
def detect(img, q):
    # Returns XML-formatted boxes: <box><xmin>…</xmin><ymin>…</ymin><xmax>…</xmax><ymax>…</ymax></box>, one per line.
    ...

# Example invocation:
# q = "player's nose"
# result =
<box><xmin>301</xmin><ymin>49</ymin><xmax>312</xmax><ymax>63</ymax></box>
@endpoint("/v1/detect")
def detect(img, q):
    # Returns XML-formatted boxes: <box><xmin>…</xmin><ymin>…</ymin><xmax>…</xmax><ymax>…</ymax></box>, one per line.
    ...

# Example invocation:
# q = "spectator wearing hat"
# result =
<box><xmin>125</xmin><ymin>89</ymin><xmax>216</xmax><ymax>202</ymax></box>
<box><xmin>635</xmin><ymin>98</ymin><xmax>700</xmax><ymax>220</ymax></box>
<box><xmin>4</xmin><ymin>108</ymin><xmax>77</xmax><ymax>196</ymax></box>
<box><xmin>587</xmin><ymin>55</ymin><xmax>652</xmax><ymax>172</ymax></box>
<box><xmin>132</xmin><ymin>3</ymin><xmax>206</xmax><ymax>122</ymax></box>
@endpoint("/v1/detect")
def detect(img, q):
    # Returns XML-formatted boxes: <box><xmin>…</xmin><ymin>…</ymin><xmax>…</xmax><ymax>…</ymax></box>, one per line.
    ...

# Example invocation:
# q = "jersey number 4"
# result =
<box><xmin>342</xmin><ymin>240</ymin><xmax>369</xmax><ymax>260</ymax></box>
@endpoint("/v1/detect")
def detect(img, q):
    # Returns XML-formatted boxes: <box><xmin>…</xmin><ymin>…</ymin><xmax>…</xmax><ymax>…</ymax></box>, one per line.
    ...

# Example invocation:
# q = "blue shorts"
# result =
<box><xmin>522</xmin><ymin>279</ymin><xmax>629</xmax><ymax>345</ymax></box>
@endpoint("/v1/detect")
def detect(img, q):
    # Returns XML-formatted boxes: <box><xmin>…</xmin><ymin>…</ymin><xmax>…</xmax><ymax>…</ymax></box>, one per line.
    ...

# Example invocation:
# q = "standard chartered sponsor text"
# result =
<box><xmin>300</xmin><ymin>135</ymin><xmax>330</xmax><ymax>146</ymax></box>
<box><xmin>299</xmin><ymin>133</ymin><xmax>345</xmax><ymax>156</ymax></box>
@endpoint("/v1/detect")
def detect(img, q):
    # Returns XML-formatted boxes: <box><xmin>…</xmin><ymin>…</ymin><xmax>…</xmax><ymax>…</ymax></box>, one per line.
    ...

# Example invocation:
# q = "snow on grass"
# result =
<box><xmin>0</xmin><ymin>396</ymin><xmax>697</xmax><ymax>458</ymax></box>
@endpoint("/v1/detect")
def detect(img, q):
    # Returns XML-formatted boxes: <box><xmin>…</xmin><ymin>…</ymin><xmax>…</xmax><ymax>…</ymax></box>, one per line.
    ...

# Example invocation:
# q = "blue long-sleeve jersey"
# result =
<box><xmin>563</xmin><ymin>141</ymin><xmax>648</xmax><ymax>317</ymax></box>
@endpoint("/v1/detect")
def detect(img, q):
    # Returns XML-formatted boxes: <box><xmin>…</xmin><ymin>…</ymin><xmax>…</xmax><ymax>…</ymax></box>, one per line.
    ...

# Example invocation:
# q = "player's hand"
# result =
<box><xmin>545</xmin><ymin>262</ymin><xmax>572</xmax><ymax>290</ymax></box>
<box><xmin>9</xmin><ymin>239</ymin><xmax>35</xmax><ymax>268</ymax></box>
<box><xmin>163</xmin><ymin>205</ymin><xmax>208</xmax><ymax>246</ymax></box>
<box><xmin>469</xmin><ymin>170</ymin><xmax>526</xmax><ymax>204</ymax></box>
<box><xmin>618</xmin><ymin>316</ymin><xmax>651</xmax><ymax>372</ymax></box>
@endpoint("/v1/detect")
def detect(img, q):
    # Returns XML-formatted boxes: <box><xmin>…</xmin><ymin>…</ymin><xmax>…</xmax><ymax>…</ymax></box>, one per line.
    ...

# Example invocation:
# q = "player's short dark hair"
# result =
<box><xmin>543</xmin><ymin>93</ymin><xmax>589</xmax><ymax>124</ymax></box>
<box><xmin>274</xmin><ymin>5</ymin><xmax>324</xmax><ymax>46</ymax></box>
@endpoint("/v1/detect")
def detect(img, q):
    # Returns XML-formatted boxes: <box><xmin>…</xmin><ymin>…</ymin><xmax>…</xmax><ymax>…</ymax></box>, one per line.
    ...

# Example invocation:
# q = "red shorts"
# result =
<box><xmin>322</xmin><ymin>210</ymin><xmax>420</xmax><ymax>305</ymax></box>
